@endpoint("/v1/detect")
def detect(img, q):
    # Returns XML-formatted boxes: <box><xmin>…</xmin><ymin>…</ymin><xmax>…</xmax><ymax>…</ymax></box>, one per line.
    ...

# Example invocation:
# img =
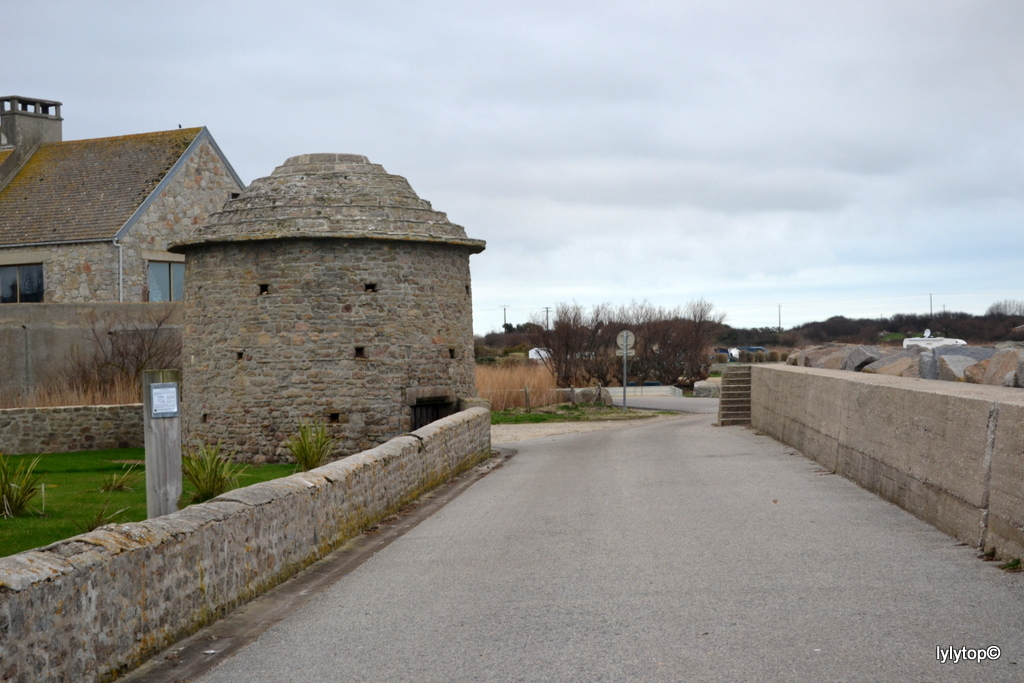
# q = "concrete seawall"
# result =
<box><xmin>0</xmin><ymin>407</ymin><xmax>490</xmax><ymax>683</ymax></box>
<box><xmin>0</xmin><ymin>302</ymin><xmax>181</xmax><ymax>399</ymax></box>
<box><xmin>751</xmin><ymin>365</ymin><xmax>1024</xmax><ymax>560</ymax></box>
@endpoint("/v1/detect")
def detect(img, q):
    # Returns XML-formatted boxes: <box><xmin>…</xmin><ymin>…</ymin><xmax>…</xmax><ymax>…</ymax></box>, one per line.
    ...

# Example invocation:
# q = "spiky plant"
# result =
<box><xmin>0</xmin><ymin>452</ymin><xmax>43</xmax><ymax>518</ymax></box>
<box><xmin>99</xmin><ymin>463</ymin><xmax>141</xmax><ymax>492</ymax></box>
<box><xmin>285</xmin><ymin>421</ymin><xmax>337</xmax><ymax>471</ymax></box>
<box><xmin>181</xmin><ymin>442</ymin><xmax>247</xmax><ymax>504</ymax></box>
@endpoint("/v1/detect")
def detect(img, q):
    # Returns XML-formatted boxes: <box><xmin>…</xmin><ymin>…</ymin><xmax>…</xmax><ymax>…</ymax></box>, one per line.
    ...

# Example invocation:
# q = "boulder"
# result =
<box><xmin>818</xmin><ymin>350</ymin><xmax>850</xmax><ymax>369</ymax></box>
<box><xmin>919</xmin><ymin>345</ymin><xmax>996</xmax><ymax>380</ymax></box>
<box><xmin>980</xmin><ymin>349</ymin><xmax>1023</xmax><ymax>387</ymax></box>
<box><xmin>794</xmin><ymin>344</ymin><xmax>845</xmax><ymax>367</ymax></box>
<box><xmin>840</xmin><ymin>345</ymin><xmax>893</xmax><ymax>372</ymax></box>
<box><xmin>964</xmin><ymin>359</ymin><xmax>990</xmax><ymax>384</ymax></box>
<box><xmin>938</xmin><ymin>355</ymin><xmax>976</xmax><ymax>382</ymax></box>
<box><xmin>693</xmin><ymin>381</ymin><xmax>720</xmax><ymax>398</ymax></box>
<box><xmin>870</xmin><ymin>356</ymin><xmax>918</xmax><ymax>377</ymax></box>
<box><xmin>863</xmin><ymin>350</ymin><xmax>922</xmax><ymax>375</ymax></box>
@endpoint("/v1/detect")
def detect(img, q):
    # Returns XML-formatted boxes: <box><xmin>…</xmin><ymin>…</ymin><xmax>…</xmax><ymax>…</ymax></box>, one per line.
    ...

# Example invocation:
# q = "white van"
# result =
<box><xmin>903</xmin><ymin>337</ymin><xmax>967</xmax><ymax>349</ymax></box>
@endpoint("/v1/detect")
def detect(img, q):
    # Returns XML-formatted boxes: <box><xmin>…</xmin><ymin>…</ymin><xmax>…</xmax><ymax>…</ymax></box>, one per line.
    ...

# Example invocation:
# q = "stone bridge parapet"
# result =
<box><xmin>0</xmin><ymin>407</ymin><xmax>490</xmax><ymax>683</ymax></box>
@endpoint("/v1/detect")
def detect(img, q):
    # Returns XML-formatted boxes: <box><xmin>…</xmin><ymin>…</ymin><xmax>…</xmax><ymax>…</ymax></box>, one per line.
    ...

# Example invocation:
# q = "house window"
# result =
<box><xmin>148</xmin><ymin>261</ymin><xmax>184</xmax><ymax>302</ymax></box>
<box><xmin>0</xmin><ymin>264</ymin><xmax>43</xmax><ymax>303</ymax></box>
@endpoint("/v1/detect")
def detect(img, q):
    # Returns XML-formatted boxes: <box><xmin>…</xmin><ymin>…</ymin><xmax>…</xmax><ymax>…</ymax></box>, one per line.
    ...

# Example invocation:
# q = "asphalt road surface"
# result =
<box><xmin>187</xmin><ymin>414</ymin><xmax>1023</xmax><ymax>682</ymax></box>
<box><xmin>611</xmin><ymin>395</ymin><xmax>719</xmax><ymax>413</ymax></box>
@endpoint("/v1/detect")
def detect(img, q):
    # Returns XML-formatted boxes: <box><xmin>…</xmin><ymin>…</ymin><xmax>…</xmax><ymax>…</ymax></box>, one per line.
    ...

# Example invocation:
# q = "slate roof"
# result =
<box><xmin>0</xmin><ymin>128</ymin><xmax>203</xmax><ymax>247</ymax></box>
<box><xmin>171</xmin><ymin>153</ymin><xmax>485</xmax><ymax>254</ymax></box>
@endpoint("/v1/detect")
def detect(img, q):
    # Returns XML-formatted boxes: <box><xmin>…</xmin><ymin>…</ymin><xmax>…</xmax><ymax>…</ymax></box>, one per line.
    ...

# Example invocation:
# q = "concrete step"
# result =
<box><xmin>718</xmin><ymin>364</ymin><xmax>752</xmax><ymax>427</ymax></box>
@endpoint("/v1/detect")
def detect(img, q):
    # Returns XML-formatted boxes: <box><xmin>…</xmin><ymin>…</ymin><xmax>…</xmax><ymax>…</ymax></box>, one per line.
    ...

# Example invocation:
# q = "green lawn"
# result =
<box><xmin>0</xmin><ymin>448</ymin><xmax>295</xmax><ymax>558</ymax></box>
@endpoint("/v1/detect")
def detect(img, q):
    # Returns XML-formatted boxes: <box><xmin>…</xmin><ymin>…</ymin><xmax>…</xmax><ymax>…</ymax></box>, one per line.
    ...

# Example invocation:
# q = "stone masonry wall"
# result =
<box><xmin>0</xmin><ymin>241</ymin><xmax>118</xmax><ymax>303</ymax></box>
<box><xmin>0</xmin><ymin>406</ymin><xmax>490</xmax><ymax>683</ymax></box>
<box><xmin>119</xmin><ymin>137</ymin><xmax>243</xmax><ymax>302</ymax></box>
<box><xmin>0</xmin><ymin>404</ymin><xmax>143</xmax><ymax>455</ymax></box>
<box><xmin>0</xmin><ymin>137</ymin><xmax>241</xmax><ymax>304</ymax></box>
<box><xmin>750</xmin><ymin>365</ymin><xmax>1024</xmax><ymax>560</ymax></box>
<box><xmin>181</xmin><ymin>238</ymin><xmax>477</xmax><ymax>462</ymax></box>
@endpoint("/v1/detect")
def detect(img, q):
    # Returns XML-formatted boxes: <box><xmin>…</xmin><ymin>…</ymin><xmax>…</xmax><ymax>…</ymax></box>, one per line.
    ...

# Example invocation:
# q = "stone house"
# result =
<box><xmin>0</xmin><ymin>96</ymin><xmax>244</xmax><ymax>304</ymax></box>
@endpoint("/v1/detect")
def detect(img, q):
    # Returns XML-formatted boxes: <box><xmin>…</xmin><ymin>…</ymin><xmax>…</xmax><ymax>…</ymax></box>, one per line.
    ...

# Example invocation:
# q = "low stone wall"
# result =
<box><xmin>0</xmin><ymin>404</ymin><xmax>143</xmax><ymax>455</ymax></box>
<box><xmin>0</xmin><ymin>407</ymin><xmax>491</xmax><ymax>683</ymax></box>
<box><xmin>751</xmin><ymin>365</ymin><xmax>1024</xmax><ymax>561</ymax></box>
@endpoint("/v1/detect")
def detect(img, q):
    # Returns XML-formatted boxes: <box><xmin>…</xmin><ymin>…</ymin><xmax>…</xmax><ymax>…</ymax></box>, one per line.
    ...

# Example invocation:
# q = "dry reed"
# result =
<box><xmin>0</xmin><ymin>375</ymin><xmax>141</xmax><ymax>410</ymax></box>
<box><xmin>475</xmin><ymin>362</ymin><xmax>559</xmax><ymax>411</ymax></box>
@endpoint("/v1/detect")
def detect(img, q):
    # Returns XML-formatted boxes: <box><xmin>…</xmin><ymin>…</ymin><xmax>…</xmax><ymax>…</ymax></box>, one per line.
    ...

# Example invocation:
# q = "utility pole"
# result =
<box><xmin>543</xmin><ymin>306</ymin><xmax>552</xmax><ymax>330</ymax></box>
<box><xmin>778</xmin><ymin>303</ymin><xmax>782</xmax><ymax>332</ymax></box>
<box><xmin>501</xmin><ymin>304</ymin><xmax>509</xmax><ymax>328</ymax></box>
<box><xmin>930</xmin><ymin>293</ymin><xmax>933</xmax><ymax>317</ymax></box>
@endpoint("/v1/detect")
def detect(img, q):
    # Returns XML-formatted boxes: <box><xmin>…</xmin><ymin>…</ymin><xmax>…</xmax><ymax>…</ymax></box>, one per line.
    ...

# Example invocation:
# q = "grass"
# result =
<box><xmin>476</xmin><ymin>363</ymin><xmax>559</xmax><ymax>411</ymax></box>
<box><xmin>491</xmin><ymin>403</ymin><xmax>664</xmax><ymax>424</ymax></box>
<box><xmin>0</xmin><ymin>448</ymin><xmax>295</xmax><ymax>558</ymax></box>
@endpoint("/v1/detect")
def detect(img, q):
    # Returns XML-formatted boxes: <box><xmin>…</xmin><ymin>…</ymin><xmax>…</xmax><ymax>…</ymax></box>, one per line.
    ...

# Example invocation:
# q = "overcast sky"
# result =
<box><xmin>8</xmin><ymin>1</ymin><xmax>1024</xmax><ymax>334</ymax></box>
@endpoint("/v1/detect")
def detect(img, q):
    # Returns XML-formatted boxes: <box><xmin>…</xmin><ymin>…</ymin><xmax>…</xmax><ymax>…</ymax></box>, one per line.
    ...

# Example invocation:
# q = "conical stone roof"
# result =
<box><xmin>169</xmin><ymin>153</ymin><xmax>485</xmax><ymax>253</ymax></box>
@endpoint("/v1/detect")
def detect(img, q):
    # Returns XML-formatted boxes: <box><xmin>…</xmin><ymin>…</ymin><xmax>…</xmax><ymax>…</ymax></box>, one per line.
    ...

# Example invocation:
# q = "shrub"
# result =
<box><xmin>182</xmin><ymin>442</ymin><xmax>247</xmax><ymax>504</ymax></box>
<box><xmin>715</xmin><ymin>353</ymin><xmax>729</xmax><ymax>364</ymax></box>
<box><xmin>285</xmin><ymin>421</ymin><xmax>337</xmax><ymax>471</ymax></box>
<box><xmin>0</xmin><ymin>453</ymin><xmax>43</xmax><ymax>518</ymax></box>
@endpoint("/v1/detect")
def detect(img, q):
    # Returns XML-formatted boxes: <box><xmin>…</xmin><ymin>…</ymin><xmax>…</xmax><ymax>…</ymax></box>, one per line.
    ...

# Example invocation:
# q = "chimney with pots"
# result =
<box><xmin>0</xmin><ymin>96</ymin><xmax>63</xmax><ymax>189</ymax></box>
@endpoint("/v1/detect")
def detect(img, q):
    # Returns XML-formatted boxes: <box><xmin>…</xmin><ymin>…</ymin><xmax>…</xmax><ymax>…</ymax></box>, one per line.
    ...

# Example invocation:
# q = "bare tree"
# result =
<box><xmin>529</xmin><ymin>299</ymin><xmax>725</xmax><ymax>388</ymax></box>
<box><xmin>62</xmin><ymin>307</ymin><xmax>182</xmax><ymax>399</ymax></box>
<box><xmin>679</xmin><ymin>298</ymin><xmax>726</xmax><ymax>383</ymax></box>
<box><xmin>527</xmin><ymin>302</ymin><xmax>613</xmax><ymax>387</ymax></box>
<box><xmin>986</xmin><ymin>299</ymin><xmax>1024</xmax><ymax>316</ymax></box>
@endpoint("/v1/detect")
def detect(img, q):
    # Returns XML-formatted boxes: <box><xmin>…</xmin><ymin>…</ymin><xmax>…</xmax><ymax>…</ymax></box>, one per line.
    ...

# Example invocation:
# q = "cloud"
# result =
<box><xmin>5</xmin><ymin>0</ymin><xmax>1024</xmax><ymax>334</ymax></box>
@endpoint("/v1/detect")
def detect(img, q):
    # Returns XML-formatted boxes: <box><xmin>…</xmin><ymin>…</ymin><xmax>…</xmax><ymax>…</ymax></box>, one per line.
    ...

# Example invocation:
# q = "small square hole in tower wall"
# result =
<box><xmin>328</xmin><ymin>412</ymin><xmax>340</xmax><ymax>423</ymax></box>
<box><xmin>201</xmin><ymin>413</ymin><xmax>208</xmax><ymax>424</ymax></box>
<box><xmin>355</xmin><ymin>347</ymin><xmax>366</xmax><ymax>358</ymax></box>
<box><xmin>448</xmin><ymin>348</ymin><xmax>457</xmax><ymax>359</ymax></box>
<box><xmin>236</xmin><ymin>351</ymin><xmax>244</xmax><ymax>361</ymax></box>
<box><xmin>259</xmin><ymin>284</ymin><xmax>270</xmax><ymax>295</ymax></box>
<box><xmin>364</xmin><ymin>283</ymin><xmax>377</xmax><ymax>292</ymax></box>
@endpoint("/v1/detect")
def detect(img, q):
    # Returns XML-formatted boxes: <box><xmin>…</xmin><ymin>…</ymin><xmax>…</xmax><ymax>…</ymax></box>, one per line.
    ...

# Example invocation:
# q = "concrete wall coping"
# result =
<box><xmin>763</xmin><ymin>363</ymin><xmax>1024</xmax><ymax>405</ymax></box>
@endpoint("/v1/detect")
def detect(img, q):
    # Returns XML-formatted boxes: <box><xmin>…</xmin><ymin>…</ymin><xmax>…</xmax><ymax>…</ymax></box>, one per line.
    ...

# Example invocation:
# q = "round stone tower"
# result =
<box><xmin>169</xmin><ymin>153</ymin><xmax>485</xmax><ymax>462</ymax></box>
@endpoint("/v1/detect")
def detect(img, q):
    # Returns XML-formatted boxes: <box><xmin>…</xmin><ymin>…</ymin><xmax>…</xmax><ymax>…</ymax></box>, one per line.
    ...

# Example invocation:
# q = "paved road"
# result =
<box><xmin>192</xmin><ymin>414</ymin><xmax>1023</xmax><ymax>682</ymax></box>
<box><xmin>611</xmin><ymin>395</ymin><xmax>718</xmax><ymax>413</ymax></box>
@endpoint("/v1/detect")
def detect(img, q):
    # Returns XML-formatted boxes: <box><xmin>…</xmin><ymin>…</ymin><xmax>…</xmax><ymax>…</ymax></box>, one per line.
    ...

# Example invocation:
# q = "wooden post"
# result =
<box><xmin>143</xmin><ymin>369</ymin><xmax>182</xmax><ymax>518</ymax></box>
<box><xmin>524</xmin><ymin>386</ymin><xmax>531</xmax><ymax>413</ymax></box>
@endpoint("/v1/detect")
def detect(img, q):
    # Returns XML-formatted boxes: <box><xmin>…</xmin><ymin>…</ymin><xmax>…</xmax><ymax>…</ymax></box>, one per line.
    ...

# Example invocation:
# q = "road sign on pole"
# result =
<box><xmin>619</xmin><ymin>330</ymin><xmax>634</xmax><ymax>409</ymax></box>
